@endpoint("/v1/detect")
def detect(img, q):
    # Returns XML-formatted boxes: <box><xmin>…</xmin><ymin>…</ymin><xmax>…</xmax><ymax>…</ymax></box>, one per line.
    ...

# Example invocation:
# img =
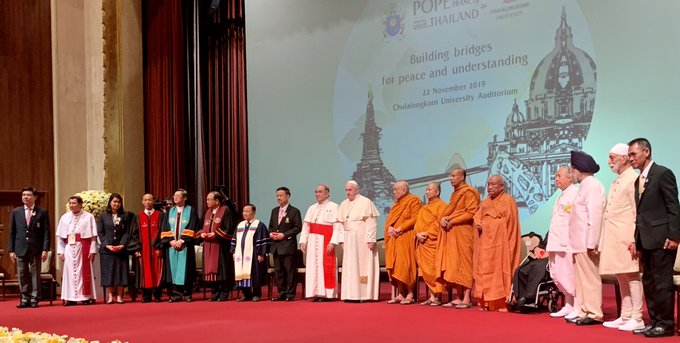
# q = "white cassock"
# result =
<box><xmin>336</xmin><ymin>194</ymin><xmax>380</xmax><ymax>301</ymax></box>
<box><xmin>57</xmin><ymin>211</ymin><xmax>99</xmax><ymax>301</ymax></box>
<box><xmin>301</xmin><ymin>200</ymin><xmax>341</xmax><ymax>298</ymax></box>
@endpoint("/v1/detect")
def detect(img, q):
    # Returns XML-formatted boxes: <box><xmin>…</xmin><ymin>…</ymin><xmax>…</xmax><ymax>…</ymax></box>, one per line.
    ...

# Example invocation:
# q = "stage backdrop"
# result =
<box><xmin>246</xmin><ymin>0</ymin><xmax>680</xmax><ymax>236</ymax></box>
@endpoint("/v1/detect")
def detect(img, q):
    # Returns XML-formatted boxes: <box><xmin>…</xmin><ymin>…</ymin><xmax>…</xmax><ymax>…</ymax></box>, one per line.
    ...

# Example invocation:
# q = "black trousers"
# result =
<box><xmin>640</xmin><ymin>248</ymin><xmax>675</xmax><ymax>330</ymax></box>
<box><xmin>512</xmin><ymin>258</ymin><xmax>549</xmax><ymax>301</ymax></box>
<box><xmin>273</xmin><ymin>252</ymin><xmax>296</xmax><ymax>298</ymax></box>
<box><xmin>141</xmin><ymin>287</ymin><xmax>162</xmax><ymax>300</ymax></box>
<box><xmin>171</xmin><ymin>283</ymin><xmax>193</xmax><ymax>299</ymax></box>
<box><xmin>242</xmin><ymin>286</ymin><xmax>262</xmax><ymax>298</ymax></box>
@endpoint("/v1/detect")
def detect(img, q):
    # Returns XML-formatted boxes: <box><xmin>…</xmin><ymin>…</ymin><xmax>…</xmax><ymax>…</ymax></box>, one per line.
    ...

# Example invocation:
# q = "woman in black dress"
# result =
<box><xmin>97</xmin><ymin>193</ymin><xmax>134</xmax><ymax>304</ymax></box>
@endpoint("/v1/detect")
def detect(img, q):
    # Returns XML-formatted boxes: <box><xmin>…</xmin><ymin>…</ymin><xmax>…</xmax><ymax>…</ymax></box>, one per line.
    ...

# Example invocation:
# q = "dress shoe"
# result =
<box><xmin>236</xmin><ymin>296</ymin><xmax>249</xmax><ymax>302</ymax></box>
<box><xmin>285</xmin><ymin>296</ymin><xmax>295</xmax><ymax>302</ymax></box>
<box><xmin>644</xmin><ymin>326</ymin><xmax>674</xmax><ymax>338</ymax></box>
<box><xmin>63</xmin><ymin>301</ymin><xmax>77</xmax><ymax>306</ymax></box>
<box><xmin>154</xmin><ymin>297</ymin><xmax>162</xmax><ymax>303</ymax></box>
<box><xmin>185</xmin><ymin>297</ymin><xmax>193</xmax><ymax>302</ymax></box>
<box><xmin>575</xmin><ymin>317</ymin><xmax>602</xmax><ymax>326</ymax></box>
<box><xmin>16</xmin><ymin>302</ymin><xmax>30</xmax><ymax>309</ymax></box>
<box><xmin>30</xmin><ymin>303</ymin><xmax>38</xmax><ymax>308</ymax></box>
<box><xmin>515</xmin><ymin>297</ymin><xmax>527</xmax><ymax>307</ymax></box>
<box><xmin>565</xmin><ymin>316</ymin><xmax>581</xmax><ymax>324</ymax></box>
<box><xmin>633</xmin><ymin>325</ymin><xmax>655</xmax><ymax>335</ymax></box>
<box><xmin>252</xmin><ymin>296</ymin><xmax>261</xmax><ymax>302</ymax></box>
<box><xmin>168</xmin><ymin>296</ymin><xmax>182</xmax><ymax>303</ymax></box>
<box><xmin>271</xmin><ymin>296</ymin><xmax>285</xmax><ymax>301</ymax></box>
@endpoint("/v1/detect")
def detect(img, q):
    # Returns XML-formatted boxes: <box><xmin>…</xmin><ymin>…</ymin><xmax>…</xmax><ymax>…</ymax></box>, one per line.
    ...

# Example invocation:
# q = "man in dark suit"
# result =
<box><xmin>268</xmin><ymin>186</ymin><xmax>302</xmax><ymax>301</ymax></box>
<box><xmin>628</xmin><ymin>138</ymin><xmax>680</xmax><ymax>337</ymax></box>
<box><xmin>8</xmin><ymin>187</ymin><xmax>51</xmax><ymax>308</ymax></box>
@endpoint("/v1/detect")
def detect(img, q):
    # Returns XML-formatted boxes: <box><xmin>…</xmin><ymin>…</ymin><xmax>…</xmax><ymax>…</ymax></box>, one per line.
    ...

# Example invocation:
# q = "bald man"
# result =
<box><xmin>414</xmin><ymin>182</ymin><xmax>447</xmax><ymax>305</ymax></box>
<box><xmin>473</xmin><ymin>174</ymin><xmax>521</xmax><ymax>312</ymax></box>
<box><xmin>384</xmin><ymin>180</ymin><xmax>422</xmax><ymax>304</ymax></box>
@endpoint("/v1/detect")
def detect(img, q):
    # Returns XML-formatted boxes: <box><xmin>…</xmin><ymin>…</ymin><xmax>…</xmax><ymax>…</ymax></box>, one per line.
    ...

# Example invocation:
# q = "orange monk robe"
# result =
<box><xmin>472</xmin><ymin>191</ymin><xmax>521</xmax><ymax>309</ymax></box>
<box><xmin>414</xmin><ymin>198</ymin><xmax>447</xmax><ymax>294</ymax></box>
<box><xmin>435</xmin><ymin>184</ymin><xmax>480</xmax><ymax>289</ymax></box>
<box><xmin>384</xmin><ymin>193</ymin><xmax>422</xmax><ymax>288</ymax></box>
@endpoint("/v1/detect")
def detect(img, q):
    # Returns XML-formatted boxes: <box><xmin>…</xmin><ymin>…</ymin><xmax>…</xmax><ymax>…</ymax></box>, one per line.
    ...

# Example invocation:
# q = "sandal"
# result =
<box><xmin>400</xmin><ymin>298</ymin><xmax>415</xmax><ymax>305</ymax></box>
<box><xmin>454</xmin><ymin>303</ymin><xmax>473</xmax><ymax>309</ymax></box>
<box><xmin>442</xmin><ymin>302</ymin><xmax>455</xmax><ymax>308</ymax></box>
<box><xmin>419</xmin><ymin>299</ymin><xmax>433</xmax><ymax>306</ymax></box>
<box><xmin>387</xmin><ymin>299</ymin><xmax>401</xmax><ymax>304</ymax></box>
<box><xmin>430</xmin><ymin>300</ymin><xmax>442</xmax><ymax>306</ymax></box>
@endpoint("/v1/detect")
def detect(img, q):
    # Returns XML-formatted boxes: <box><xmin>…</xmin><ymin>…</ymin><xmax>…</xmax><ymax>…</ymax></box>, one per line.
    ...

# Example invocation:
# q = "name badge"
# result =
<box><xmin>285</xmin><ymin>217</ymin><xmax>290</xmax><ymax>224</ymax></box>
<box><xmin>68</xmin><ymin>233</ymin><xmax>76</xmax><ymax>245</ymax></box>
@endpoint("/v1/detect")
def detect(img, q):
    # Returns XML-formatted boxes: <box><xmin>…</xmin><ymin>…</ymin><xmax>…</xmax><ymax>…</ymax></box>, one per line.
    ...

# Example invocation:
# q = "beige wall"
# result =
<box><xmin>51</xmin><ymin>0</ymin><xmax>144</xmax><ymax>293</ymax></box>
<box><xmin>52</xmin><ymin>0</ymin><xmax>144</xmax><ymax>215</ymax></box>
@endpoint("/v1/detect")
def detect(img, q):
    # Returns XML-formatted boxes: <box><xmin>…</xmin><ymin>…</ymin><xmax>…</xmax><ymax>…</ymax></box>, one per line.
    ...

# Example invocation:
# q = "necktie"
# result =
<box><xmin>278</xmin><ymin>208</ymin><xmax>285</xmax><ymax>224</ymax></box>
<box><xmin>26</xmin><ymin>207</ymin><xmax>32</xmax><ymax>226</ymax></box>
<box><xmin>146</xmin><ymin>210</ymin><xmax>152</xmax><ymax>217</ymax></box>
<box><xmin>638</xmin><ymin>175</ymin><xmax>646</xmax><ymax>199</ymax></box>
<box><xmin>246</xmin><ymin>221</ymin><xmax>251</xmax><ymax>229</ymax></box>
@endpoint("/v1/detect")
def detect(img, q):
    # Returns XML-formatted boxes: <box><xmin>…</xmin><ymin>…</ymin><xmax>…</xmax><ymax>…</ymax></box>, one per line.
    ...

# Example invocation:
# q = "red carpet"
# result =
<box><xmin>0</xmin><ymin>284</ymin><xmax>669</xmax><ymax>342</ymax></box>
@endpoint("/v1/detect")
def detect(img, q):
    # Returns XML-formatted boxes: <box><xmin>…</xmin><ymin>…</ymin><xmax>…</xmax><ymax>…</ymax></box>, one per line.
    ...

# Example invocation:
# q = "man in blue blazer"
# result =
<box><xmin>8</xmin><ymin>187</ymin><xmax>51</xmax><ymax>308</ymax></box>
<box><xmin>628</xmin><ymin>138</ymin><xmax>680</xmax><ymax>337</ymax></box>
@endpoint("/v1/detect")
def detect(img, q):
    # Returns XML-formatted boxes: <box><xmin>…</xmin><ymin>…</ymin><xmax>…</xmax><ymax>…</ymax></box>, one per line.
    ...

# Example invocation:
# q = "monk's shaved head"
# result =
<box><xmin>425</xmin><ymin>182</ymin><xmax>441</xmax><ymax>201</ymax></box>
<box><xmin>487</xmin><ymin>174</ymin><xmax>505</xmax><ymax>199</ymax></box>
<box><xmin>393</xmin><ymin>180</ymin><xmax>410</xmax><ymax>200</ymax></box>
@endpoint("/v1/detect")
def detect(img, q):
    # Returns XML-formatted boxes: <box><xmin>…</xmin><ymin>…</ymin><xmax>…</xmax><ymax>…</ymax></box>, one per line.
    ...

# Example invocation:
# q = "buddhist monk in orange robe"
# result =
<box><xmin>385</xmin><ymin>180</ymin><xmax>422</xmax><ymax>304</ymax></box>
<box><xmin>436</xmin><ymin>167</ymin><xmax>480</xmax><ymax>308</ymax></box>
<box><xmin>473</xmin><ymin>174</ymin><xmax>521</xmax><ymax>312</ymax></box>
<box><xmin>414</xmin><ymin>182</ymin><xmax>447</xmax><ymax>306</ymax></box>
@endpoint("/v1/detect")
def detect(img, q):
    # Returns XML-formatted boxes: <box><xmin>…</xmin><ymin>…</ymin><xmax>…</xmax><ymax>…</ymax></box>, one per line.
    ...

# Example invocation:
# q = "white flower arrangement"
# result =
<box><xmin>65</xmin><ymin>190</ymin><xmax>111</xmax><ymax>218</ymax></box>
<box><xmin>0</xmin><ymin>326</ymin><xmax>124</xmax><ymax>343</ymax></box>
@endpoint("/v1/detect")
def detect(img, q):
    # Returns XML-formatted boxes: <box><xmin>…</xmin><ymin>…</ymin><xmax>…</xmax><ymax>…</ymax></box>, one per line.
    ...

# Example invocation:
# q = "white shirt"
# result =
<box><xmin>546</xmin><ymin>184</ymin><xmax>578</xmax><ymax>252</ymax></box>
<box><xmin>568</xmin><ymin>175</ymin><xmax>605</xmax><ymax>253</ymax></box>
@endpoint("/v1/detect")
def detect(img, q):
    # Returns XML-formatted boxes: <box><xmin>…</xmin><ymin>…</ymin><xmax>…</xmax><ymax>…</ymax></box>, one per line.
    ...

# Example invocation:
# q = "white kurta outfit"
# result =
<box><xmin>599</xmin><ymin>167</ymin><xmax>643</xmax><ymax>322</ymax></box>
<box><xmin>336</xmin><ymin>195</ymin><xmax>380</xmax><ymax>301</ymax></box>
<box><xmin>57</xmin><ymin>211</ymin><xmax>99</xmax><ymax>301</ymax></box>
<box><xmin>568</xmin><ymin>175</ymin><xmax>605</xmax><ymax>321</ymax></box>
<box><xmin>301</xmin><ymin>200</ymin><xmax>341</xmax><ymax>298</ymax></box>
<box><xmin>546</xmin><ymin>184</ymin><xmax>578</xmax><ymax>298</ymax></box>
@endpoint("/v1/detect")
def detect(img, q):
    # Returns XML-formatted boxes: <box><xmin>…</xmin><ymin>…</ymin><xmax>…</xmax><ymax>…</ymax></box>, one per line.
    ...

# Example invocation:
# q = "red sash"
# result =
<box><xmin>309</xmin><ymin>223</ymin><xmax>336</xmax><ymax>288</ymax></box>
<box><xmin>74</xmin><ymin>234</ymin><xmax>93</xmax><ymax>296</ymax></box>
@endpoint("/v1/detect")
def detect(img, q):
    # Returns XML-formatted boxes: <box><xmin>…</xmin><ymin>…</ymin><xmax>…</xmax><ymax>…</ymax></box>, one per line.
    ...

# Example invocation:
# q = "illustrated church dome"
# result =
<box><xmin>526</xmin><ymin>6</ymin><xmax>596</xmax><ymax>122</ymax></box>
<box><xmin>505</xmin><ymin>100</ymin><xmax>525</xmax><ymax>138</ymax></box>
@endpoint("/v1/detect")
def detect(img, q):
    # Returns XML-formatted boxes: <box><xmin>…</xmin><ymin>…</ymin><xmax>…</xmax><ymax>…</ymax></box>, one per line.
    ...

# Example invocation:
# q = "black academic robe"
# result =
<box><xmin>231</xmin><ymin>221</ymin><xmax>270</xmax><ymax>288</ymax></box>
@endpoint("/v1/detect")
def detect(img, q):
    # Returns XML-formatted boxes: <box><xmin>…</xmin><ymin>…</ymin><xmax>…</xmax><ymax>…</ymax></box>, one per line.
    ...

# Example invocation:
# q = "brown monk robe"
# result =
<box><xmin>385</xmin><ymin>181</ymin><xmax>423</xmax><ymax>304</ymax></box>
<box><xmin>473</xmin><ymin>175</ymin><xmax>521</xmax><ymax>312</ymax></box>
<box><xmin>435</xmin><ymin>168</ymin><xmax>480</xmax><ymax>308</ymax></box>
<box><xmin>414</xmin><ymin>182</ymin><xmax>448</xmax><ymax>306</ymax></box>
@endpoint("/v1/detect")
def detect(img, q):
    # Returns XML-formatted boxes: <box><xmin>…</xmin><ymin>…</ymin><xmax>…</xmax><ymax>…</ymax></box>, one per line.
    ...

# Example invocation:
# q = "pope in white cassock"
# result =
<box><xmin>300</xmin><ymin>184</ymin><xmax>342</xmax><ymax>300</ymax></box>
<box><xmin>336</xmin><ymin>180</ymin><xmax>380</xmax><ymax>301</ymax></box>
<box><xmin>57</xmin><ymin>195</ymin><xmax>99</xmax><ymax>305</ymax></box>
